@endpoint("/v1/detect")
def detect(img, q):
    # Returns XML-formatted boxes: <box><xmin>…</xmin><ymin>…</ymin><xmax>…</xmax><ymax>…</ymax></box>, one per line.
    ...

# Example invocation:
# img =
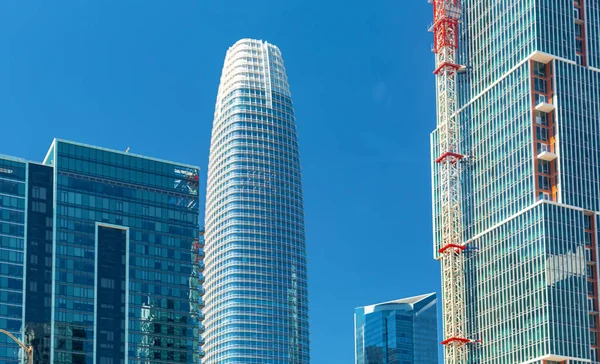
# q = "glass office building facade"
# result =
<box><xmin>204</xmin><ymin>38</ymin><xmax>309</xmax><ymax>363</ymax></box>
<box><xmin>354</xmin><ymin>293</ymin><xmax>438</xmax><ymax>364</ymax></box>
<box><xmin>431</xmin><ymin>1</ymin><xmax>600</xmax><ymax>363</ymax></box>
<box><xmin>0</xmin><ymin>139</ymin><xmax>204</xmax><ymax>364</ymax></box>
<box><xmin>0</xmin><ymin>157</ymin><xmax>28</xmax><ymax>364</ymax></box>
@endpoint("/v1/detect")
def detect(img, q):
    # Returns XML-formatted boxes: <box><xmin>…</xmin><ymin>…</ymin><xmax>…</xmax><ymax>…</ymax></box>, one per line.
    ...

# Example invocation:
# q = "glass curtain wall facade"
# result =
<box><xmin>0</xmin><ymin>157</ymin><xmax>27</xmax><ymax>364</ymax></box>
<box><xmin>25</xmin><ymin>162</ymin><xmax>55</xmax><ymax>364</ymax></box>
<box><xmin>0</xmin><ymin>139</ymin><xmax>204</xmax><ymax>364</ymax></box>
<box><xmin>431</xmin><ymin>1</ymin><xmax>600</xmax><ymax>363</ymax></box>
<box><xmin>204</xmin><ymin>38</ymin><xmax>309</xmax><ymax>363</ymax></box>
<box><xmin>354</xmin><ymin>293</ymin><xmax>438</xmax><ymax>364</ymax></box>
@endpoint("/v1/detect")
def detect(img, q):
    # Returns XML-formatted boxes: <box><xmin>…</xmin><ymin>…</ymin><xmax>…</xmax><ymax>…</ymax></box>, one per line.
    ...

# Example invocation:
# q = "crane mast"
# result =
<box><xmin>430</xmin><ymin>0</ymin><xmax>469</xmax><ymax>363</ymax></box>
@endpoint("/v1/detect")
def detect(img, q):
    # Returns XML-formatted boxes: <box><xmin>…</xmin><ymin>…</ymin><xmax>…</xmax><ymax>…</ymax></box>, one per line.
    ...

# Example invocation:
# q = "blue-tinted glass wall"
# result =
<box><xmin>47</xmin><ymin>140</ymin><xmax>202</xmax><ymax>364</ymax></box>
<box><xmin>25</xmin><ymin>163</ymin><xmax>54</xmax><ymax>364</ymax></box>
<box><xmin>354</xmin><ymin>293</ymin><xmax>438</xmax><ymax>364</ymax></box>
<box><xmin>0</xmin><ymin>158</ymin><xmax>26</xmax><ymax>364</ymax></box>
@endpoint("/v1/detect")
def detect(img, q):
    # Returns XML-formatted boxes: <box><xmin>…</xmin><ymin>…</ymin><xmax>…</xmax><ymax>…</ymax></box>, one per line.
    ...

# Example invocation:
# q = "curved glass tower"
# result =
<box><xmin>204</xmin><ymin>39</ymin><xmax>309</xmax><ymax>363</ymax></box>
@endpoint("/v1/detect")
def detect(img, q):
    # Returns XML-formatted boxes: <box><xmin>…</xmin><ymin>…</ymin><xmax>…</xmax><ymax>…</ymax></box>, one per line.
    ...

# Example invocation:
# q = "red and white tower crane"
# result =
<box><xmin>430</xmin><ymin>0</ymin><xmax>470</xmax><ymax>363</ymax></box>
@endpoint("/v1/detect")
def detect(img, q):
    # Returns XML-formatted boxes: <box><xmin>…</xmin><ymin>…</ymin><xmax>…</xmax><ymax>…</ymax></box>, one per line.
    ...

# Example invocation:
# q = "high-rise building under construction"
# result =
<box><xmin>431</xmin><ymin>1</ymin><xmax>600</xmax><ymax>363</ymax></box>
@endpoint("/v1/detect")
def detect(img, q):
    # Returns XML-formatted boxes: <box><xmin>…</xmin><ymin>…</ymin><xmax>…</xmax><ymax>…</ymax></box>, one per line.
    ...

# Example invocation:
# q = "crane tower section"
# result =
<box><xmin>430</xmin><ymin>0</ymin><xmax>469</xmax><ymax>363</ymax></box>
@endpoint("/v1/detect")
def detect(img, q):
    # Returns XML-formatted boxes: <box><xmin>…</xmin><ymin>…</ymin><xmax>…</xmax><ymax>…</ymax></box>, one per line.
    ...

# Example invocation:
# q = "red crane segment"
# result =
<box><xmin>432</xmin><ymin>0</ymin><xmax>461</xmax><ymax>53</ymax></box>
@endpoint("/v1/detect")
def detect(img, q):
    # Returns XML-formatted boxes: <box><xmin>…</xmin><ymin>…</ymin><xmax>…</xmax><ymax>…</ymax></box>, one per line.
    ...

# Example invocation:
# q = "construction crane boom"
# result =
<box><xmin>430</xmin><ymin>0</ymin><xmax>470</xmax><ymax>363</ymax></box>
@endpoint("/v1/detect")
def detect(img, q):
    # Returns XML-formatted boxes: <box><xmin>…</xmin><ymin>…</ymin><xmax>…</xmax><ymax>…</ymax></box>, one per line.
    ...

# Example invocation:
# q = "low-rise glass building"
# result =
<box><xmin>354</xmin><ymin>293</ymin><xmax>438</xmax><ymax>364</ymax></box>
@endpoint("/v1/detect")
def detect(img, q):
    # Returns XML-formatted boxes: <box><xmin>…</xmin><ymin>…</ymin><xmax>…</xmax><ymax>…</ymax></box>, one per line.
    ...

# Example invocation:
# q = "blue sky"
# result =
<box><xmin>0</xmin><ymin>1</ymin><xmax>439</xmax><ymax>362</ymax></box>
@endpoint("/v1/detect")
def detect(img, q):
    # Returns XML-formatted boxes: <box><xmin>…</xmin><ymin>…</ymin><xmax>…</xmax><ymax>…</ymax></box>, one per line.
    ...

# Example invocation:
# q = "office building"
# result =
<box><xmin>0</xmin><ymin>139</ymin><xmax>204</xmax><ymax>364</ymax></box>
<box><xmin>204</xmin><ymin>38</ymin><xmax>309</xmax><ymax>363</ymax></box>
<box><xmin>354</xmin><ymin>293</ymin><xmax>438</xmax><ymax>364</ymax></box>
<box><xmin>431</xmin><ymin>0</ymin><xmax>600</xmax><ymax>363</ymax></box>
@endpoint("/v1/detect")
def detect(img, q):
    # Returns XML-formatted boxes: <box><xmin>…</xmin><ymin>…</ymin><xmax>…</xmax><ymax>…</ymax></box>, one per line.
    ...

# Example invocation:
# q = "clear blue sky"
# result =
<box><xmin>0</xmin><ymin>1</ymin><xmax>439</xmax><ymax>362</ymax></box>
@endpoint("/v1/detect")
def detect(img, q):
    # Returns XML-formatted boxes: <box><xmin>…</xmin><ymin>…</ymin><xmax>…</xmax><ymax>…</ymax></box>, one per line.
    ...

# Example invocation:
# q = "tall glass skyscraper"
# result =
<box><xmin>354</xmin><ymin>293</ymin><xmax>438</xmax><ymax>364</ymax></box>
<box><xmin>204</xmin><ymin>38</ymin><xmax>309</xmax><ymax>363</ymax></box>
<box><xmin>0</xmin><ymin>139</ymin><xmax>204</xmax><ymax>364</ymax></box>
<box><xmin>431</xmin><ymin>1</ymin><xmax>600</xmax><ymax>363</ymax></box>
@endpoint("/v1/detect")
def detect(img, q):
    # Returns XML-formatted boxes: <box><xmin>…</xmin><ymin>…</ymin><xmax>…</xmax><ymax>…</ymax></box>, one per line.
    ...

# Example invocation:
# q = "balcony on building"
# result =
<box><xmin>537</xmin><ymin>143</ymin><xmax>557</xmax><ymax>161</ymax></box>
<box><xmin>538</xmin><ymin>192</ymin><xmax>552</xmax><ymax>201</ymax></box>
<box><xmin>544</xmin><ymin>354</ymin><xmax>575</xmax><ymax>362</ymax></box>
<box><xmin>575</xmin><ymin>8</ymin><xmax>584</xmax><ymax>24</ymax></box>
<box><xmin>535</xmin><ymin>95</ymin><xmax>555</xmax><ymax>113</ymax></box>
<box><xmin>531</xmin><ymin>51</ymin><xmax>555</xmax><ymax>64</ymax></box>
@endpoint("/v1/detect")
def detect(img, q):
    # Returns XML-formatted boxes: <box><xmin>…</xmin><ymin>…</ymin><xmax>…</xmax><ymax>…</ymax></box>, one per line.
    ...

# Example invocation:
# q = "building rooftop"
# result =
<box><xmin>358</xmin><ymin>292</ymin><xmax>437</xmax><ymax>314</ymax></box>
<box><xmin>43</xmin><ymin>138</ymin><xmax>200</xmax><ymax>170</ymax></box>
